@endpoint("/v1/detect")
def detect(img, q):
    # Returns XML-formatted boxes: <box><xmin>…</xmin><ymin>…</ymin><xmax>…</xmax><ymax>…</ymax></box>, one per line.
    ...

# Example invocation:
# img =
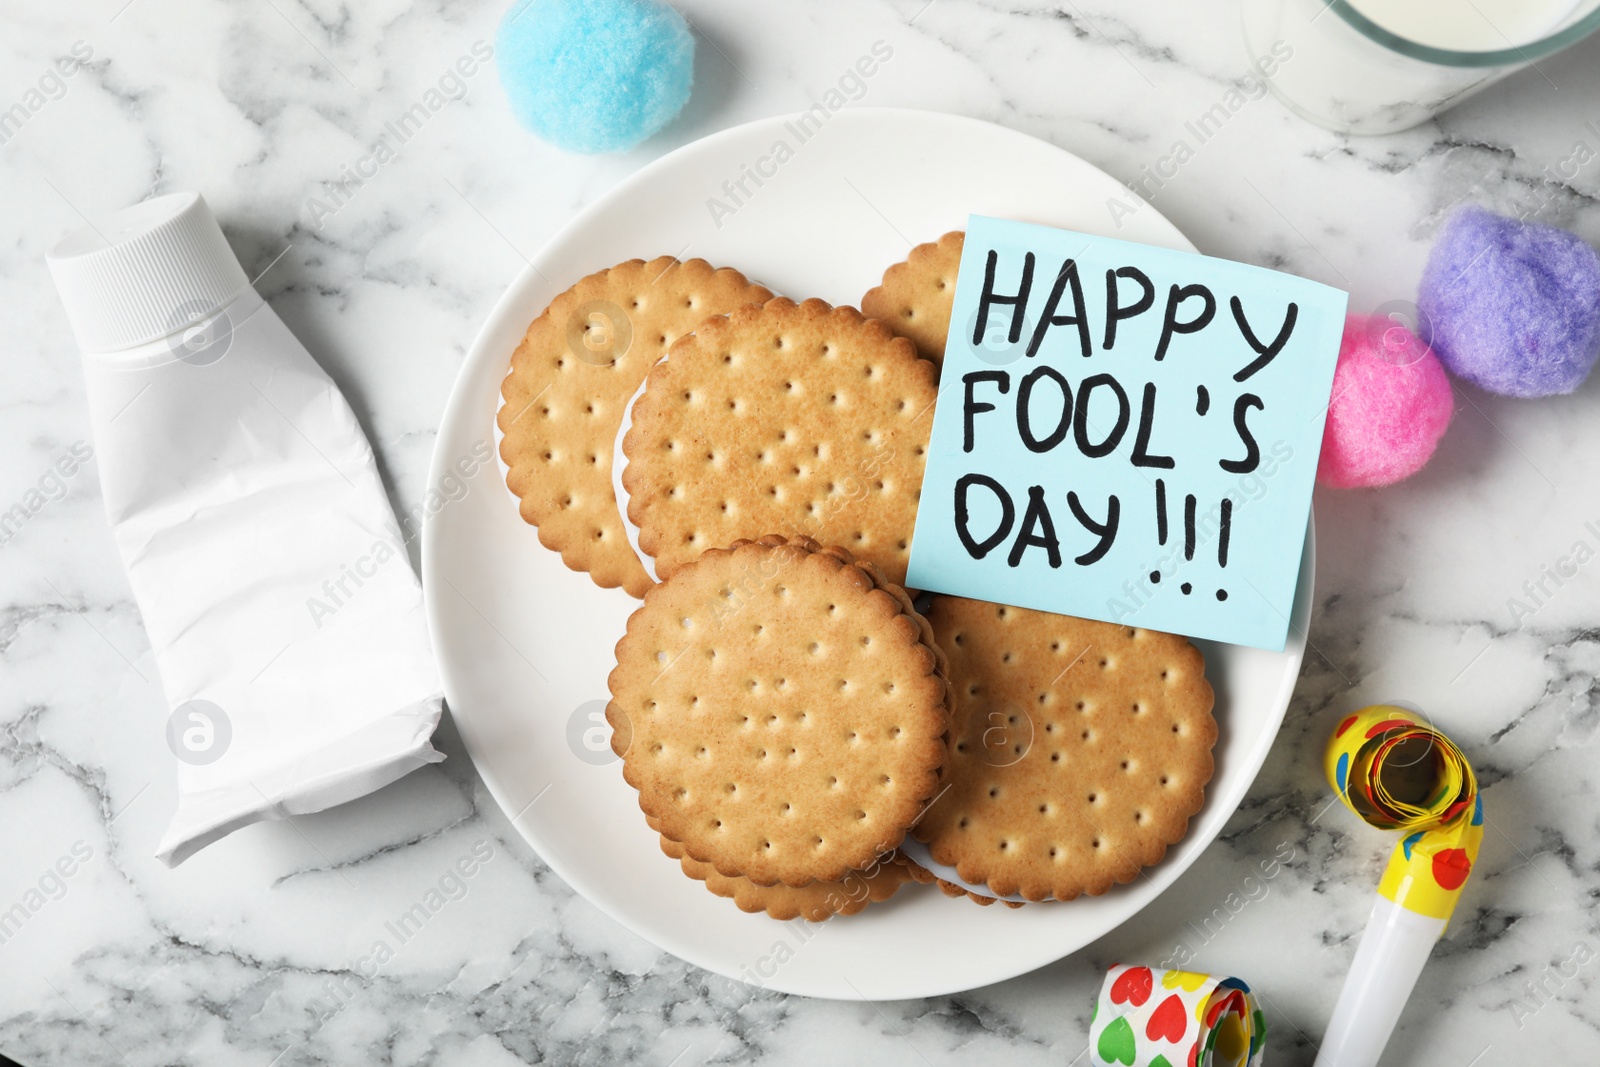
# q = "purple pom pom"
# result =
<box><xmin>1418</xmin><ymin>206</ymin><xmax>1600</xmax><ymax>398</ymax></box>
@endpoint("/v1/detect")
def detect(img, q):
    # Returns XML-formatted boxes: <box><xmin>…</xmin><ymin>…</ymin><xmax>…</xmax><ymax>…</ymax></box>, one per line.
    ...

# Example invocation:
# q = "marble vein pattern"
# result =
<box><xmin>2</xmin><ymin>0</ymin><xmax>1599</xmax><ymax>1063</ymax></box>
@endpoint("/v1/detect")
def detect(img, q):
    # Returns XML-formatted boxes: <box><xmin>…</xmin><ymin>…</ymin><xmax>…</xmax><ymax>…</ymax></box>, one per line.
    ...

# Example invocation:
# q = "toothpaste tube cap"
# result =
<box><xmin>47</xmin><ymin>191</ymin><xmax>250</xmax><ymax>354</ymax></box>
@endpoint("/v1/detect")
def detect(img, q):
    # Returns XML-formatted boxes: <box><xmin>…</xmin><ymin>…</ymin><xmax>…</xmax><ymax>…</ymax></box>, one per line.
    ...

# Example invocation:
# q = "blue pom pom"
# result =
<box><xmin>1418</xmin><ymin>206</ymin><xmax>1600</xmax><ymax>398</ymax></box>
<box><xmin>495</xmin><ymin>0</ymin><xmax>694</xmax><ymax>154</ymax></box>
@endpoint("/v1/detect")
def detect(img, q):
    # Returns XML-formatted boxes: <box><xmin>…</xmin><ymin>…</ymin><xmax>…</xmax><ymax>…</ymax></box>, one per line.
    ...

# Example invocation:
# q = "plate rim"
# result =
<box><xmin>422</xmin><ymin>106</ymin><xmax>1311</xmax><ymax>1000</ymax></box>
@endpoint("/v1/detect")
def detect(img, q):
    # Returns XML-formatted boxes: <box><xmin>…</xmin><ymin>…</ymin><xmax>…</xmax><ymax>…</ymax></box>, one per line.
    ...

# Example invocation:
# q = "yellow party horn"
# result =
<box><xmin>1313</xmin><ymin>705</ymin><xmax>1483</xmax><ymax>1067</ymax></box>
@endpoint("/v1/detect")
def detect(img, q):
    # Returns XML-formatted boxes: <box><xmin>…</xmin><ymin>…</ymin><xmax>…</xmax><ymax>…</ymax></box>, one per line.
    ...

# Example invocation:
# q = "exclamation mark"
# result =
<box><xmin>1180</xmin><ymin>494</ymin><xmax>1197</xmax><ymax>595</ymax></box>
<box><xmin>1215</xmin><ymin>499</ymin><xmax>1231</xmax><ymax>601</ymax></box>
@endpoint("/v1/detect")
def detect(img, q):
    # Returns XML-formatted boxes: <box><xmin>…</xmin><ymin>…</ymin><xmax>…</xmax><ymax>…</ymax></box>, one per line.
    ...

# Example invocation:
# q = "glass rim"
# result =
<box><xmin>1330</xmin><ymin>0</ymin><xmax>1600</xmax><ymax>67</ymax></box>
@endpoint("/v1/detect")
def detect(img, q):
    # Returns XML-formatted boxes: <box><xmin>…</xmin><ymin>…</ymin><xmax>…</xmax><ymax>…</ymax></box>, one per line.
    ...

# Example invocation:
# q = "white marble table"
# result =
<box><xmin>3</xmin><ymin>1</ymin><xmax>1599</xmax><ymax>1063</ymax></box>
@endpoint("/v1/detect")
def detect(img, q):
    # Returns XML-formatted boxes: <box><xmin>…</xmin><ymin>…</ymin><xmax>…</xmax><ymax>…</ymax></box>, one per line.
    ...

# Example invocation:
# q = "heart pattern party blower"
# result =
<box><xmin>1313</xmin><ymin>705</ymin><xmax>1483</xmax><ymax>1067</ymax></box>
<box><xmin>1089</xmin><ymin>964</ymin><xmax>1266</xmax><ymax>1067</ymax></box>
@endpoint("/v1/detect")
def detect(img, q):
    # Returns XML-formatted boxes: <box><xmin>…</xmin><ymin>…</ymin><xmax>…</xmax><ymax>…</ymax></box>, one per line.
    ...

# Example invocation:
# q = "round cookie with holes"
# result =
<box><xmin>861</xmin><ymin>230</ymin><xmax>964</xmax><ymax>370</ymax></box>
<box><xmin>499</xmin><ymin>257</ymin><xmax>773</xmax><ymax>598</ymax></box>
<box><xmin>607</xmin><ymin>535</ymin><xmax>950</xmax><ymax>887</ymax></box>
<box><xmin>620</xmin><ymin>297</ymin><xmax>936</xmax><ymax>588</ymax></box>
<box><xmin>912</xmin><ymin>597</ymin><xmax>1215</xmax><ymax>901</ymax></box>
<box><xmin>658</xmin><ymin>833</ymin><xmax>913</xmax><ymax>921</ymax></box>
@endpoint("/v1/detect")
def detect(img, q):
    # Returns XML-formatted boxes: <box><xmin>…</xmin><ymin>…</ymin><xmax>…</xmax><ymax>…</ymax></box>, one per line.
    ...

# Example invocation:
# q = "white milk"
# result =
<box><xmin>1347</xmin><ymin>0</ymin><xmax>1592</xmax><ymax>51</ymax></box>
<box><xmin>1244</xmin><ymin>0</ymin><xmax>1600</xmax><ymax>133</ymax></box>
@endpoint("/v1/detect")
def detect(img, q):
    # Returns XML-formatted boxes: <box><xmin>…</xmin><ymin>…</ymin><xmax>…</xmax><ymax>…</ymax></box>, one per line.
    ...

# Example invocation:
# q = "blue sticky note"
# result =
<box><xmin>905</xmin><ymin>215</ymin><xmax>1347</xmax><ymax>651</ymax></box>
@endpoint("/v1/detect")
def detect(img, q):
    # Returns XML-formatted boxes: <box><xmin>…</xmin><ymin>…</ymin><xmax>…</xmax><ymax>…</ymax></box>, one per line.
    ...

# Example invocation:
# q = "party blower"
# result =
<box><xmin>1313</xmin><ymin>705</ymin><xmax>1483</xmax><ymax>1067</ymax></box>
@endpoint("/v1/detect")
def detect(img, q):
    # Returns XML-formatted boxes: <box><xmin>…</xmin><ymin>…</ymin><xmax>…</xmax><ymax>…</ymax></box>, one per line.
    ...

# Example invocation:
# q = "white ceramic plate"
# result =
<box><xmin>423</xmin><ymin>108</ymin><xmax>1311</xmax><ymax>1000</ymax></box>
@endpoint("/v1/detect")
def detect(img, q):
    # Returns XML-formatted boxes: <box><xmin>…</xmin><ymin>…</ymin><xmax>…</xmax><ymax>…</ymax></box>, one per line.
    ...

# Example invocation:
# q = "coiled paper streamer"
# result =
<box><xmin>1324</xmin><ymin>705</ymin><xmax>1483</xmax><ymax>924</ymax></box>
<box><xmin>1313</xmin><ymin>704</ymin><xmax>1484</xmax><ymax>1067</ymax></box>
<box><xmin>1089</xmin><ymin>964</ymin><xmax>1266</xmax><ymax>1067</ymax></box>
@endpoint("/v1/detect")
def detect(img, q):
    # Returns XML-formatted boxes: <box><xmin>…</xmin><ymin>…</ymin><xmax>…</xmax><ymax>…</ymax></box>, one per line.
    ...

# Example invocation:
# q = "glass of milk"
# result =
<box><xmin>1242</xmin><ymin>0</ymin><xmax>1600</xmax><ymax>134</ymax></box>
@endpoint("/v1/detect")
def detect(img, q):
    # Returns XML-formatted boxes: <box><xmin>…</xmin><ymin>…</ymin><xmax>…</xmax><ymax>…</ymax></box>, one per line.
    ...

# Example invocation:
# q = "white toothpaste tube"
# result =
<box><xmin>48</xmin><ymin>191</ymin><xmax>444</xmax><ymax>865</ymax></box>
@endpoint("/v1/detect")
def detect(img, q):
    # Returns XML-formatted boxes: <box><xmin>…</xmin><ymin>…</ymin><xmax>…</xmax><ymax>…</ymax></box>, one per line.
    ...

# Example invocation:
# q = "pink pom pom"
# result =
<box><xmin>1316</xmin><ymin>314</ymin><xmax>1455</xmax><ymax>489</ymax></box>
